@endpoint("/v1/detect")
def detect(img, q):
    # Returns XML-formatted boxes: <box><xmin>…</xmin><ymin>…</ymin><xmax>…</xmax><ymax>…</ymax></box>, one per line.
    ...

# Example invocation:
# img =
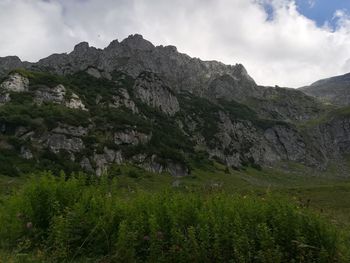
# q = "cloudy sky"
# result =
<box><xmin>1</xmin><ymin>0</ymin><xmax>350</xmax><ymax>87</ymax></box>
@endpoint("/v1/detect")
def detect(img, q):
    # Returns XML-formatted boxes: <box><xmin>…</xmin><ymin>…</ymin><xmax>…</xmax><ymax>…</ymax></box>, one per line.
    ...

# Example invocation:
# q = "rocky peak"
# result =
<box><xmin>233</xmin><ymin>64</ymin><xmax>255</xmax><ymax>82</ymax></box>
<box><xmin>105</xmin><ymin>39</ymin><xmax>121</xmax><ymax>51</ymax></box>
<box><xmin>73</xmin><ymin>42</ymin><xmax>90</xmax><ymax>54</ymax></box>
<box><xmin>0</xmin><ymin>35</ymin><xmax>260</xmax><ymax>102</ymax></box>
<box><xmin>0</xmin><ymin>56</ymin><xmax>22</xmax><ymax>67</ymax></box>
<box><xmin>0</xmin><ymin>56</ymin><xmax>23</xmax><ymax>76</ymax></box>
<box><xmin>158</xmin><ymin>45</ymin><xmax>178</xmax><ymax>54</ymax></box>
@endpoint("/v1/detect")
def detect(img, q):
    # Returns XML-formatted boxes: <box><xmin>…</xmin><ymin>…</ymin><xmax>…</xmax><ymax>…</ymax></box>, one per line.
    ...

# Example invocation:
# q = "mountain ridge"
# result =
<box><xmin>0</xmin><ymin>34</ymin><xmax>255</xmax><ymax>98</ymax></box>
<box><xmin>0</xmin><ymin>34</ymin><xmax>350</xmax><ymax>177</ymax></box>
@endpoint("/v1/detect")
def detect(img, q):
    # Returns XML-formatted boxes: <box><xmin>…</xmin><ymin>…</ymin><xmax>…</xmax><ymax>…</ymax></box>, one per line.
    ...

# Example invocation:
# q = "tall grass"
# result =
<box><xmin>0</xmin><ymin>172</ymin><xmax>346</xmax><ymax>262</ymax></box>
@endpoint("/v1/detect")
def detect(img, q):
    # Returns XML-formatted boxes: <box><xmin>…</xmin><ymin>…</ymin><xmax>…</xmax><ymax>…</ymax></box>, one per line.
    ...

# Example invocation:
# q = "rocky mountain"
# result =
<box><xmin>300</xmin><ymin>72</ymin><xmax>350</xmax><ymax>106</ymax></box>
<box><xmin>1</xmin><ymin>34</ymin><xmax>350</xmax><ymax>177</ymax></box>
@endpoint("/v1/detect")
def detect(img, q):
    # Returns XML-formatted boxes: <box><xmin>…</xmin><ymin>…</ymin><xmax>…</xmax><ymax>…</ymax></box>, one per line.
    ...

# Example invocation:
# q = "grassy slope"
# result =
<box><xmin>2</xmin><ymin>162</ymin><xmax>350</xmax><ymax>229</ymax></box>
<box><xmin>1</xmin><ymin>170</ymin><xmax>347</xmax><ymax>262</ymax></box>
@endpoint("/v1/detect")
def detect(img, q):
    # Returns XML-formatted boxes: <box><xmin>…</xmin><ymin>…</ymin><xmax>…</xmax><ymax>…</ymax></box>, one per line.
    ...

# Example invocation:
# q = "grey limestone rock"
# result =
<box><xmin>93</xmin><ymin>147</ymin><xmax>123</xmax><ymax>176</ymax></box>
<box><xmin>0</xmin><ymin>92</ymin><xmax>10</xmax><ymax>104</ymax></box>
<box><xmin>45</xmin><ymin>134</ymin><xmax>84</xmax><ymax>154</ymax></box>
<box><xmin>110</xmin><ymin>88</ymin><xmax>139</xmax><ymax>113</ymax></box>
<box><xmin>134</xmin><ymin>72</ymin><xmax>180</xmax><ymax>115</ymax></box>
<box><xmin>0</xmin><ymin>56</ymin><xmax>24</xmax><ymax>76</ymax></box>
<box><xmin>34</xmin><ymin>84</ymin><xmax>87</xmax><ymax>110</ymax></box>
<box><xmin>0</xmin><ymin>73</ymin><xmax>29</xmax><ymax>92</ymax></box>
<box><xmin>114</xmin><ymin>129</ymin><xmax>151</xmax><ymax>145</ymax></box>
<box><xmin>20</xmin><ymin>146</ymin><xmax>33</xmax><ymax>160</ymax></box>
<box><xmin>52</xmin><ymin>125</ymin><xmax>89</xmax><ymax>137</ymax></box>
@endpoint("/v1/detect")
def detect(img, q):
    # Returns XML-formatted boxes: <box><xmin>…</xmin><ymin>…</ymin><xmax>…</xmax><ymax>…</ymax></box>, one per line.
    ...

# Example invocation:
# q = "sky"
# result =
<box><xmin>1</xmin><ymin>0</ymin><xmax>350</xmax><ymax>87</ymax></box>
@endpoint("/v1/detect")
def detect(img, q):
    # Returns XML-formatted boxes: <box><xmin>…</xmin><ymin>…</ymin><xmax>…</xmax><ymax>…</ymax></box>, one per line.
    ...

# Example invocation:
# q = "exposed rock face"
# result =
<box><xmin>65</xmin><ymin>92</ymin><xmax>87</xmax><ymax>110</ymax></box>
<box><xmin>80</xmin><ymin>157</ymin><xmax>94</xmax><ymax>173</ymax></box>
<box><xmin>52</xmin><ymin>124</ymin><xmax>89</xmax><ymax>137</ymax></box>
<box><xmin>0</xmin><ymin>73</ymin><xmax>29</xmax><ymax>92</ymax></box>
<box><xmin>141</xmin><ymin>155</ymin><xmax>189</xmax><ymax>176</ymax></box>
<box><xmin>134</xmin><ymin>72</ymin><xmax>180</xmax><ymax>115</ymax></box>
<box><xmin>93</xmin><ymin>147</ymin><xmax>123</xmax><ymax>176</ymax></box>
<box><xmin>206</xmin><ymin>72</ymin><xmax>261</xmax><ymax>102</ymax></box>
<box><xmin>250</xmin><ymin>86</ymin><xmax>325</xmax><ymax>122</ymax></box>
<box><xmin>264</xmin><ymin>126</ymin><xmax>307</xmax><ymax>163</ymax></box>
<box><xmin>34</xmin><ymin>84</ymin><xmax>66</xmax><ymax>105</ymax></box>
<box><xmin>35</xmin><ymin>41</ymin><xmax>101</xmax><ymax>75</ymax></box>
<box><xmin>0</xmin><ymin>93</ymin><xmax>10</xmax><ymax>104</ymax></box>
<box><xmin>44</xmin><ymin>134</ymin><xmax>84</xmax><ymax>154</ymax></box>
<box><xmin>20</xmin><ymin>146</ymin><xmax>33</xmax><ymax>160</ymax></box>
<box><xmin>110</xmin><ymin>88</ymin><xmax>139</xmax><ymax>113</ymax></box>
<box><xmin>166</xmin><ymin>161</ymin><xmax>189</xmax><ymax>177</ymax></box>
<box><xmin>309</xmin><ymin>117</ymin><xmax>350</xmax><ymax>160</ymax></box>
<box><xmin>101</xmin><ymin>35</ymin><xmax>256</xmax><ymax>96</ymax></box>
<box><xmin>86</xmin><ymin>67</ymin><xmax>102</xmax><ymax>78</ymax></box>
<box><xmin>114</xmin><ymin>130</ymin><xmax>151</xmax><ymax>145</ymax></box>
<box><xmin>207</xmin><ymin>112</ymin><xmax>267</xmax><ymax>168</ymax></box>
<box><xmin>0</xmin><ymin>56</ymin><xmax>24</xmax><ymax>76</ymax></box>
<box><xmin>34</xmin><ymin>84</ymin><xmax>87</xmax><ymax>110</ymax></box>
<box><xmin>0</xmin><ymin>35</ymin><xmax>255</xmax><ymax>101</ymax></box>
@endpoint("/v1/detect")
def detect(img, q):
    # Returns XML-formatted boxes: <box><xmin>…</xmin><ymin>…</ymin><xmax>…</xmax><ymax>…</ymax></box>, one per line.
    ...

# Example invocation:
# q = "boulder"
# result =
<box><xmin>0</xmin><ymin>73</ymin><xmax>29</xmax><ymax>92</ymax></box>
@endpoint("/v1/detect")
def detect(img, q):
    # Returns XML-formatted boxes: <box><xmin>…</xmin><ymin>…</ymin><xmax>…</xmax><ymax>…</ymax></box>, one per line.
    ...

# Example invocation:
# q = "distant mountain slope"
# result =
<box><xmin>300</xmin><ymin>72</ymin><xmax>350</xmax><ymax>106</ymax></box>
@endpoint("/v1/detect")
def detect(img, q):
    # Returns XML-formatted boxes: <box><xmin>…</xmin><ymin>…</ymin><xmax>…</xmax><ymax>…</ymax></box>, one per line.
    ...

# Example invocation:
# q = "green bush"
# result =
<box><xmin>66</xmin><ymin>72</ymin><xmax>116</xmax><ymax>106</ymax></box>
<box><xmin>0</xmin><ymin>149</ymin><xmax>37</xmax><ymax>177</ymax></box>
<box><xmin>0</xmin><ymin>173</ymin><xmax>345</xmax><ymax>262</ymax></box>
<box><xmin>0</xmin><ymin>102</ymin><xmax>90</xmax><ymax>131</ymax></box>
<box><xmin>11</xmin><ymin>68</ymin><xmax>69</xmax><ymax>88</ymax></box>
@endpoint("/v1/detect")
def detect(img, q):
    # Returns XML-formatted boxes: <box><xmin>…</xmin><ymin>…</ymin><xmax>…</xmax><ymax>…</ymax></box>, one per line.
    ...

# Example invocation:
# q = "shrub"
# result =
<box><xmin>11</xmin><ymin>68</ymin><xmax>69</xmax><ymax>88</ymax></box>
<box><xmin>0</xmin><ymin>149</ymin><xmax>36</xmax><ymax>177</ymax></box>
<box><xmin>0</xmin><ymin>173</ymin><xmax>345</xmax><ymax>262</ymax></box>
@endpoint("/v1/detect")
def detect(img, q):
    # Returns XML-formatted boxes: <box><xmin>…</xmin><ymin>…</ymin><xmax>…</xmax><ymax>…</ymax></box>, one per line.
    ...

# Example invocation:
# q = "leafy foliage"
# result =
<box><xmin>0</xmin><ymin>149</ymin><xmax>36</xmax><ymax>177</ymax></box>
<box><xmin>0</xmin><ymin>102</ymin><xmax>90</xmax><ymax>131</ymax></box>
<box><xmin>11</xmin><ymin>68</ymin><xmax>69</xmax><ymax>88</ymax></box>
<box><xmin>67</xmin><ymin>71</ymin><xmax>121</xmax><ymax>107</ymax></box>
<box><xmin>0</xmin><ymin>173</ymin><xmax>345</xmax><ymax>262</ymax></box>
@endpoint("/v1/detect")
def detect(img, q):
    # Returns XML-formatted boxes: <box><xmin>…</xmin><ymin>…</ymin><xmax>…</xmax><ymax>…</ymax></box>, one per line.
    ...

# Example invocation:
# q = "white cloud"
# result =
<box><xmin>2</xmin><ymin>0</ymin><xmax>350</xmax><ymax>87</ymax></box>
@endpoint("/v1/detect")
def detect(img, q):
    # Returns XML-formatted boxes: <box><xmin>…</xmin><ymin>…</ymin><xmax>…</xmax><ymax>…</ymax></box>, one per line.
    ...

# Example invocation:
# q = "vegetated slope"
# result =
<box><xmin>300</xmin><ymin>72</ymin><xmax>350</xmax><ymax>106</ymax></box>
<box><xmin>1</xmin><ymin>35</ymin><xmax>350</xmax><ymax>176</ymax></box>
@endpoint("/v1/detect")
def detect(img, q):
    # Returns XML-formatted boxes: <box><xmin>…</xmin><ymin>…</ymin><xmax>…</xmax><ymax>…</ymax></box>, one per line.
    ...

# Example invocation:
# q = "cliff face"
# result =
<box><xmin>1</xmin><ymin>35</ymin><xmax>257</xmax><ymax>99</ymax></box>
<box><xmin>0</xmin><ymin>35</ymin><xmax>350</xmax><ymax>176</ymax></box>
